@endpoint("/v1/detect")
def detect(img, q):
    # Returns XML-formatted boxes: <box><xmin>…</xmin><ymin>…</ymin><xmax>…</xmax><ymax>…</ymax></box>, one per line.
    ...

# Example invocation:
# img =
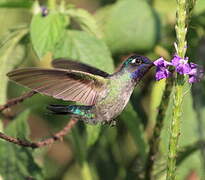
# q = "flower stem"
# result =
<box><xmin>166</xmin><ymin>0</ymin><xmax>196</xmax><ymax>179</ymax></box>
<box><xmin>166</xmin><ymin>81</ymin><xmax>184</xmax><ymax>180</ymax></box>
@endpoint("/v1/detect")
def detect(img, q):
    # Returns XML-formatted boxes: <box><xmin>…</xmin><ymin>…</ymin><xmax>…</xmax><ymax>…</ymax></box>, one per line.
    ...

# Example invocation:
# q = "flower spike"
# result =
<box><xmin>153</xmin><ymin>56</ymin><xmax>204</xmax><ymax>83</ymax></box>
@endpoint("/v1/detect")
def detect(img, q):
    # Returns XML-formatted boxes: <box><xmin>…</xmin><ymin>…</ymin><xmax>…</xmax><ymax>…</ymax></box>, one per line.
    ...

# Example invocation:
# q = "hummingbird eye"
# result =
<box><xmin>131</xmin><ymin>58</ymin><xmax>142</xmax><ymax>65</ymax></box>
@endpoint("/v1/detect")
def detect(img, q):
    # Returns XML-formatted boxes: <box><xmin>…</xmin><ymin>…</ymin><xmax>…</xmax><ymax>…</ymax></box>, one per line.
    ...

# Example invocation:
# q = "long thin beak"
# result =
<box><xmin>146</xmin><ymin>61</ymin><xmax>154</xmax><ymax>70</ymax></box>
<box><xmin>149</xmin><ymin>61</ymin><xmax>154</xmax><ymax>67</ymax></box>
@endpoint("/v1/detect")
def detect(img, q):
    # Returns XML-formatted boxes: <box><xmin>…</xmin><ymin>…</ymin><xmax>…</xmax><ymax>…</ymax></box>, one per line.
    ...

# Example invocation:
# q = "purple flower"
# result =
<box><xmin>188</xmin><ymin>63</ymin><xmax>204</xmax><ymax>83</ymax></box>
<box><xmin>171</xmin><ymin>55</ymin><xmax>191</xmax><ymax>75</ymax></box>
<box><xmin>41</xmin><ymin>6</ymin><xmax>49</xmax><ymax>17</ymax></box>
<box><xmin>153</xmin><ymin>55</ymin><xmax>204</xmax><ymax>83</ymax></box>
<box><xmin>153</xmin><ymin>57</ymin><xmax>172</xmax><ymax>80</ymax></box>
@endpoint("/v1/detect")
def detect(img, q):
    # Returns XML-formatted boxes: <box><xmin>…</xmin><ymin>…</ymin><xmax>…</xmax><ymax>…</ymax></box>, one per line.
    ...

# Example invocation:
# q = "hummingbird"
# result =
<box><xmin>7</xmin><ymin>54</ymin><xmax>153</xmax><ymax>125</ymax></box>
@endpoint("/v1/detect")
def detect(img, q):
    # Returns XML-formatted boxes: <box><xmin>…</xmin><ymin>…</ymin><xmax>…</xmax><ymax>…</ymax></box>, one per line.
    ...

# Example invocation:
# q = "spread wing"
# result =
<box><xmin>7</xmin><ymin>68</ymin><xmax>107</xmax><ymax>105</ymax></box>
<box><xmin>52</xmin><ymin>58</ymin><xmax>110</xmax><ymax>77</ymax></box>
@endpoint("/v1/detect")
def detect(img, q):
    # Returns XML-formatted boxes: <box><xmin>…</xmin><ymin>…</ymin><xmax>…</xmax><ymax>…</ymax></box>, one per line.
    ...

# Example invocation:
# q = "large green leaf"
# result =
<box><xmin>30</xmin><ymin>11</ymin><xmax>68</xmax><ymax>59</ymax></box>
<box><xmin>95</xmin><ymin>0</ymin><xmax>160</xmax><ymax>55</ymax></box>
<box><xmin>54</xmin><ymin>30</ymin><xmax>114</xmax><ymax>73</ymax></box>
<box><xmin>0</xmin><ymin>23</ymin><xmax>28</xmax><ymax>141</ymax></box>
<box><xmin>0</xmin><ymin>29</ymin><xmax>28</xmax><ymax>104</ymax></box>
<box><xmin>66</xmin><ymin>8</ymin><xmax>102</xmax><ymax>38</ymax></box>
<box><xmin>194</xmin><ymin>0</ymin><xmax>205</xmax><ymax>15</ymax></box>
<box><xmin>0</xmin><ymin>8</ymin><xmax>30</xmax><ymax>36</ymax></box>
<box><xmin>153</xmin><ymin>0</ymin><xmax>176</xmax><ymax>19</ymax></box>
<box><xmin>0</xmin><ymin>110</ymin><xmax>43</xmax><ymax>180</ymax></box>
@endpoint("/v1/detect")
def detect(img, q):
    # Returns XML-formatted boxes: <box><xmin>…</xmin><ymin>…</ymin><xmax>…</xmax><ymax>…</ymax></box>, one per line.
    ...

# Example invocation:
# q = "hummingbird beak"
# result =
<box><xmin>143</xmin><ymin>61</ymin><xmax>154</xmax><ymax>72</ymax></box>
<box><xmin>143</xmin><ymin>62</ymin><xmax>153</xmax><ymax>74</ymax></box>
<box><xmin>150</xmin><ymin>62</ymin><xmax>154</xmax><ymax>69</ymax></box>
<box><xmin>148</xmin><ymin>61</ymin><xmax>154</xmax><ymax>68</ymax></box>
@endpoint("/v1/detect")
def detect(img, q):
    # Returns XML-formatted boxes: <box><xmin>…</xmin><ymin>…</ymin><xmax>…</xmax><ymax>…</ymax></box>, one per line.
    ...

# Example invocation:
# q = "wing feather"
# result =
<box><xmin>52</xmin><ymin>59</ymin><xmax>110</xmax><ymax>77</ymax></box>
<box><xmin>7</xmin><ymin>68</ymin><xmax>107</xmax><ymax>105</ymax></box>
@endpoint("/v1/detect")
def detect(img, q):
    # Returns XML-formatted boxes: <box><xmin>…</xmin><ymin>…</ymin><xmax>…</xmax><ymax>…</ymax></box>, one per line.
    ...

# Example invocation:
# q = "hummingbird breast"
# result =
<box><xmin>94</xmin><ymin>77</ymin><xmax>135</xmax><ymax>124</ymax></box>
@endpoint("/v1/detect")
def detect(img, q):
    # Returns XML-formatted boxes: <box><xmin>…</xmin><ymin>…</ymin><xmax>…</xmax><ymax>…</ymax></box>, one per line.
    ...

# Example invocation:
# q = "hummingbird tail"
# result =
<box><xmin>47</xmin><ymin>104</ymin><xmax>94</xmax><ymax>118</ymax></box>
<box><xmin>47</xmin><ymin>104</ymin><xmax>71</xmax><ymax>114</ymax></box>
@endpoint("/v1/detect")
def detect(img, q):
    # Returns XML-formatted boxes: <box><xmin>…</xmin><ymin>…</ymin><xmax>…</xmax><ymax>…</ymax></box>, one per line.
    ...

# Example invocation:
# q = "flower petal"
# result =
<box><xmin>155</xmin><ymin>67</ymin><xmax>171</xmax><ymax>81</ymax></box>
<box><xmin>188</xmin><ymin>76</ymin><xmax>197</xmax><ymax>83</ymax></box>
<box><xmin>171</xmin><ymin>55</ymin><xmax>181</xmax><ymax>66</ymax></box>
<box><xmin>176</xmin><ymin>63</ymin><xmax>191</xmax><ymax>75</ymax></box>
<box><xmin>188</xmin><ymin>63</ymin><xmax>204</xmax><ymax>83</ymax></box>
<box><xmin>153</xmin><ymin>57</ymin><xmax>172</xmax><ymax>68</ymax></box>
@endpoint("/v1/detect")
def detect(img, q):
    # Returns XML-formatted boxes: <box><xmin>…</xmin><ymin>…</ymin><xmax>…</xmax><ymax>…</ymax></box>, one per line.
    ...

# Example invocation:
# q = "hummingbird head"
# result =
<box><xmin>121</xmin><ymin>54</ymin><xmax>153</xmax><ymax>81</ymax></box>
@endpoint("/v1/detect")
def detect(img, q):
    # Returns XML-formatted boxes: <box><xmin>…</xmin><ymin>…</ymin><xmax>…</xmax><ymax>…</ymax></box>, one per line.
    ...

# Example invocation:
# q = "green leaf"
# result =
<box><xmin>194</xmin><ymin>0</ymin><xmax>205</xmax><ymax>15</ymax></box>
<box><xmin>153</xmin><ymin>0</ymin><xmax>176</xmax><ymax>18</ymax></box>
<box><xmin>95</xmin><ymin>0</ymin><xmax>160</xmax><ymax>55</ymax></box>
<box><xmin>54</xmin><ymin>30</ymin><xmax>114</xmax><ymax>73</ymax></box>
<box><xmin>94</xmin><ymin>4</ymin><xmax>113</xmax><ymax>30</ymax></box>
<box><xmin>0</xmin><ymin>29</ymin><xmax>28</xmax><ymax>104</ymax></box>
<box><xmin>30</xmin><ymin>11</ymin><xmax>68</xmax><ymax>59</ymax></box>
<box><xmin>66</xmin><ymin>8</ymin><xmax>102</xmax><ymax>38</ymax></box>
<box><xmin>0</xmin><ymin>110</ymin><xmax>43</xmax><ymax>180</ymax></box>
<box><xmin>0</xmin><ymin>7</ymin><xmax>30</xmax><ymax>36</ymax></box>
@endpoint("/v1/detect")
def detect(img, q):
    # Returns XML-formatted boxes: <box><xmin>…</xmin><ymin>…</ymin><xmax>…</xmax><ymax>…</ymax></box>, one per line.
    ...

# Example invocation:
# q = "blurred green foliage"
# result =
<box><xmin>31</xmin><ymin>11</ymin><xmax>68</xmax><ymax>58</ymax></box>
<box><xmin>0</xmin><ymin>0</ymin><xmax>205</xmax><ymax>180</ymax></box>
<box><xmin>0</xmin><ymin>110</ymin><xmax>43</xmax><ymax>179</ymax></box>
<box><xmin>96</xmin><ymin>0</ymin><xmax>159</xmax><ymax>54</ymax></box>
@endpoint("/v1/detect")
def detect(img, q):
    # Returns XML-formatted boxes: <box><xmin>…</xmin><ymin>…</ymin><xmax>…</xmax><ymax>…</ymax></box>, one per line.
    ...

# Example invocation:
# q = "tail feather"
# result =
<box><xmin>47</xmin><ymin>104</ymin><xmax>71</xmax><ymax>114</ymax></box>
<box><xmin>47</xmin><ymin>104</ymin><xmax>94</xmax><ymax>118</ymax></box>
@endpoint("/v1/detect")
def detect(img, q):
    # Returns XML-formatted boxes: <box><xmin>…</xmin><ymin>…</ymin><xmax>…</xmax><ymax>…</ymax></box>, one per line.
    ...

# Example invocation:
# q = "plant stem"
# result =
<box><xmin>166</xmin><ymin>0</ymin><xmax>196</xmax><ymax>179</ymax></box>
<box><xmin>0</xmin><ymin>90</ymin><xmax>37</xmax><ymax>112</ymax></box>
<box><xmin>0</xmin><ymin>118</ymin><xmax>78</xmax><ymax>148</ymax></box>
<box><xmin>166</xmin><ymin>81</ymin><xmax>184</xmax><ymax>180</ymax></box>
